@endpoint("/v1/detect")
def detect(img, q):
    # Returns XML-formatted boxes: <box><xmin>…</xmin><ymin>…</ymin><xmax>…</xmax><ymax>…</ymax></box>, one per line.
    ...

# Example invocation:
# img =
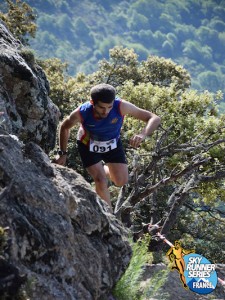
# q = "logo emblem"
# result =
<box><xmin>166</xmin><ymin>240</ymin><xmax>217</xmax><ymax>294</ymax></box>
<box><xmin>110</xmin><ymin>117</ymin><xmax>118</xmax><ymax>124</ymax></box>
<box><xmin>184</xmin><ymin>253</ymin><xmax>217</xmax><ymax>294</ymax></box>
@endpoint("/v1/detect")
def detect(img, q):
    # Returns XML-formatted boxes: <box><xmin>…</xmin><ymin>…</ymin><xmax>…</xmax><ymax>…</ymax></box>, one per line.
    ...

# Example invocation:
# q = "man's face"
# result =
<box><xmin>92</xmin><ymin>100</ymin><xmax>114</xmax><ymax>119</ymax></box>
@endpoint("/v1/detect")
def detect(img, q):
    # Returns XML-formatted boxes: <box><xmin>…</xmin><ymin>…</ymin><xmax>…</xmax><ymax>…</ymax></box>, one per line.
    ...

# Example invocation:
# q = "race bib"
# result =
<box><xmin>89</xmin><ymin>138</ymin><xmax>117</xmax><ymax>153</ymax></box>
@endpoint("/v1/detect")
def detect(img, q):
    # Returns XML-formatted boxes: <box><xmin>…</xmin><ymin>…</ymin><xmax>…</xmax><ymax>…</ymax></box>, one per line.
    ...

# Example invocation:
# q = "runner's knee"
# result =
<box><xmin>113</xmin><ymin>175</ymin><xmax>128</xmax><ymax>186</ymax></box>
<box><xmin>93</xmin><ymin>175</ymin><xmax>108</xmax><ymax>187</ymax></box>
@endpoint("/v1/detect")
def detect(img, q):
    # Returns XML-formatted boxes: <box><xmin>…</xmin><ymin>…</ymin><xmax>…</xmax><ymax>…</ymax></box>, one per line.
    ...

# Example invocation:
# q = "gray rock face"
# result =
<box><xmin>0</xmin><ymin>133</ymin><xmax>132</xmax><ymax>299</ymax></box>
<box><xmin>0</xmin><ymin>22</ymin><xmax>131</xmax><ymax>299</ymax></box>
<box><xmin>0</xmin><ymin>22</ymin><xmax>60</xmax><ymax>152</ymax></box>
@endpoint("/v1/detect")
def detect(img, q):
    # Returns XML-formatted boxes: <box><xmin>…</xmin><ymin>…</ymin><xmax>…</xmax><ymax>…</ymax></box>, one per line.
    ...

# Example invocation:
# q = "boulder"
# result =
<box><xmin>0</xmin><ymin>133</ymin><xmax>131</xmax><ymax>299</ymax></box>
<box><xmin>0</xmin><ymin>21</ymin><xmax>60</xmax><ymax>152</ymax></box>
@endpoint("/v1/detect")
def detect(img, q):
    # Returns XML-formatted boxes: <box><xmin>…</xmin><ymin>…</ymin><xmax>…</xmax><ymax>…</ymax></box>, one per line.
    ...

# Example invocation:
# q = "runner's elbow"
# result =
<box><xmin>154</xmin><ymin>115</ymin><xmax>161</xmax><ymax>126</ymax></box>
<box><xmin>60</xmin><ymin>118</ymin><xmax>72</xmax><ymax>131</ymax></box>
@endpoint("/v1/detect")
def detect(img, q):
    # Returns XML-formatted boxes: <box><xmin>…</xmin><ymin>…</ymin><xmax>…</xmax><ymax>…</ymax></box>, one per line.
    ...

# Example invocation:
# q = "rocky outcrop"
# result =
<box><xmin>0</xmin><ymin>21</ymin><xmax>59</xmax><ymax>152</ymax></box>
<box><xmin>0</xmin><ymin>22</ymin><xmax>132</xmax><ymax>299</ymax></box>
<box><xmin>0</xmin><ymin>132</ymin><xmax>131</xmax><ymax>299</ymax></box>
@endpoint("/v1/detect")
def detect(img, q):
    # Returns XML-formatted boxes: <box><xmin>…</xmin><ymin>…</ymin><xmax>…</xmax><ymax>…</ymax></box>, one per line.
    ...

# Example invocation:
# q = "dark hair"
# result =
<box><xmin>90</xmin><ymin>83</ymin><xmax>116</xmax><ymax>104</ymax></box>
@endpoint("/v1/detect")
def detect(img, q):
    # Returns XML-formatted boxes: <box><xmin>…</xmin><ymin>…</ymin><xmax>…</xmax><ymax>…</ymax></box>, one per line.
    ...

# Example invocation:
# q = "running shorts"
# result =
<box><xmin>77</xmin><ymin>138</ymin><xmax>127</xmax><ymax>168</ymax></box>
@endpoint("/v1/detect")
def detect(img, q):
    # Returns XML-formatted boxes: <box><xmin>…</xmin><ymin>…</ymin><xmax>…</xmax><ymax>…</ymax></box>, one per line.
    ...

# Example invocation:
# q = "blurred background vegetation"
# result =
<box><xmin>1</xmin><ymin>0</ymin><xmax>225</xmax><ymax>109</ymax></box>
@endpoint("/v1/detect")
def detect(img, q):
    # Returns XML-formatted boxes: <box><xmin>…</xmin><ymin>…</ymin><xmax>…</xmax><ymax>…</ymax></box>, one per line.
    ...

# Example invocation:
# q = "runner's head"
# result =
<box><xmin>90</xmin><ymin>83</ymin><xmax>116</xmax><ymax>105</ymax></box>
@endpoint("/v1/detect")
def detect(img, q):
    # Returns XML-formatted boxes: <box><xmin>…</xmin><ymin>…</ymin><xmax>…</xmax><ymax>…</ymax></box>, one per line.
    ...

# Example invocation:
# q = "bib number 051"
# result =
<box><xmin>89</xmin><ymin>138</ymin><xmax>117</xmax><ymax>153</ymax></box>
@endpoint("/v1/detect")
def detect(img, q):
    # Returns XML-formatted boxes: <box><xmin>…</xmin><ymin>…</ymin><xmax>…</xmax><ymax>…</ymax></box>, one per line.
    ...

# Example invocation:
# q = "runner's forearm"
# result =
<box><xmin>59</xmin><ymin>123</ymin><xmax>70</xmax><ymax>151</ymax></box>
<box><xmin>141</xmin><ymin>115</ymin><xmax>161</xmax><ymax>137</ymax></box>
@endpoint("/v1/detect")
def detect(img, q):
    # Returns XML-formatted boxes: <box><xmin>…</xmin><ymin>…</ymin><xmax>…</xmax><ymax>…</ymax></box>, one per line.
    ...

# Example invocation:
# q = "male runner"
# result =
<box><xmin>54</xmin><ymin>83</ymin><xmax>160</xmax><ymax>210</ymax></box>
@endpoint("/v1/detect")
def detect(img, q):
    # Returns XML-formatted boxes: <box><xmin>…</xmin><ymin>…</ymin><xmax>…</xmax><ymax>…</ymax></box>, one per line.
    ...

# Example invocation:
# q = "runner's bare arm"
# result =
<box><xmin>54</xmin><ymin>108</ymin><xmax>81</xmax><ymax>165</ymax></box>
<box><xmin>59</xmin><ymin>108</ymin><xmax>81</xmax><ymax>150</ymax></box>
<box><xmin>120</xmin><ymin>100</ymin><xmax>161</xmax><ymax>148</ymax></box>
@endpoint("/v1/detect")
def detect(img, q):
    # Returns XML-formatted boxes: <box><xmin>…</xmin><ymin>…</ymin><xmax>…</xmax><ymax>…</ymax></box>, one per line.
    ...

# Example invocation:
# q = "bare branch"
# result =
<box><xmin>114</xmin><ymin>185</ymin><xmax>127</xmax><ymax>217</ymax></box>
<box><xmin>160</xmin><ymin>175</ymin><xmax>198</xmax><ymax>236</ymax></box>
<box><xmin>198</xmin><ymin>169</ymin><xmax>225</xmax><ymax>182</ymax></box>
<box><xmin>129</xmin><ymin>156</ymin><xmax>210</xmax><ymax>206</ymax></box>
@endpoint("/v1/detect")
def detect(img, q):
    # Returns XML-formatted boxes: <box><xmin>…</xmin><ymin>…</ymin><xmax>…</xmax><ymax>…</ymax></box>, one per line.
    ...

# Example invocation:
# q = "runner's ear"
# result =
<box><xmin>90</xmin><ymin>99</ymin><xmax>94</xmax><ymax>105</ymax></box>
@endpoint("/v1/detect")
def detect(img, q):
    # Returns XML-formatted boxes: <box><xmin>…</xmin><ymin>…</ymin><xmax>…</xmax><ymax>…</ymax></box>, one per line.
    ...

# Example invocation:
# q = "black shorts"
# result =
<box><xmin>77</xmin><ymin>138</ymin><xmax>127</xmax><ymax>168</ymax></box>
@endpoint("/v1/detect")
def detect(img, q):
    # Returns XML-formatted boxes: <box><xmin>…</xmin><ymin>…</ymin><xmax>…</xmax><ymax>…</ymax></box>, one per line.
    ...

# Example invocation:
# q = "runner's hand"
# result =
<box><xmin>130</xmin><ymin>133</ymin><xmax>145</xmax><ymax>148</ymax></box>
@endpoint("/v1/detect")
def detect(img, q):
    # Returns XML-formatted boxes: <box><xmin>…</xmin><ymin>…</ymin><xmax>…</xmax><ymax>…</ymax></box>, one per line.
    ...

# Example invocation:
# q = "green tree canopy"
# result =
<box><xmin>0</xmin><ymin>0</ymin><xmax>36</xmax><ymax>45</ymax></box>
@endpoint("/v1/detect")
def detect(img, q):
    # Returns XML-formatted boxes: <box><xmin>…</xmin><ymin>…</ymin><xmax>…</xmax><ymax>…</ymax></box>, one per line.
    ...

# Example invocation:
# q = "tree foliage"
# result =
<box><xmin>1</xmin><ymin>0</ymin><xmax>225</xmax><ymax>106</ymax></box>
<box><xmin>0</xmin><ymin>0</ymin><xmax>37</xmax><ymax>45</ymax></box>
<box><xmin>14</xmin><ymin>0</ymin><xmax>225</xmax><ymax>109</ymax></box>
<box><xmin>38</xmin><ymin>58</ymin><xmax>71</xmax><ymax>114</ymax></box>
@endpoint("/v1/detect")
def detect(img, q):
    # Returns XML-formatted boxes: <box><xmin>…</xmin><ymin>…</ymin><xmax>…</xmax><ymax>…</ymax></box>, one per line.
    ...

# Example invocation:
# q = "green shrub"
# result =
<box><xmin>113</xmin><ymin>235</ymin><xmax>152</xmax><ymax>300</ymax></box>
